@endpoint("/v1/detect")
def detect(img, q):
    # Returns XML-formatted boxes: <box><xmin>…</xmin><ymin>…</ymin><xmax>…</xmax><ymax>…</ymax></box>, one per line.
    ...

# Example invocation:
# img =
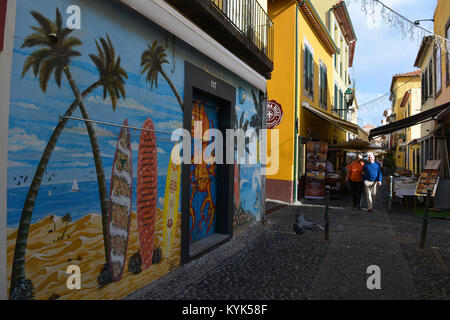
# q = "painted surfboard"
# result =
<box><xmin>137</xmin><ymin>117</ymin><xmax>158</xmax><ymax>269</ymax></box>
<box><xmin>162</xmin><ymin>145</ymin><xmax>181</xmax><ymax>259</ymax></box>
<box><xmin>107</xmin><ymin>119</ymin><xmax>133</xmax><ymax>282</ymax></box>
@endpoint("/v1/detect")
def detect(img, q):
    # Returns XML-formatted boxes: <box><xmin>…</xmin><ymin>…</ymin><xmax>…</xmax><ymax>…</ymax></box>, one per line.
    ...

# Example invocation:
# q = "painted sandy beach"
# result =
<box><xmin>7</xmin><ymin>209</ymin><xmax>181</xmax><ymax>300</ymax></box>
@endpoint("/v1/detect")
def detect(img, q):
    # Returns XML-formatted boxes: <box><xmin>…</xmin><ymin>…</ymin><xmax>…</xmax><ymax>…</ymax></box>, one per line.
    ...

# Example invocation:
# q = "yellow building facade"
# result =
<box><xmin>399</xmin><ymin>88</ymin><xmax>422</xmax><ymax>174</ymax></box>
<box><xmin>389</xmin><ymin>71</ymin><xmax>421</xmax><ymax>171</ymax></box>
<box><xmin>266</xmin><ymin>0</ymin><xmax>354</xmax><ymax>203</ymax></box>
<box><xmin>434</xmin><ymin>0</ymin><xmax>450</xmax><ymax>107</ymax></box>
<box><xmin>433</xmin><ymin>0</ymin><xmax>450</xmax><ymax>179</ymax></box>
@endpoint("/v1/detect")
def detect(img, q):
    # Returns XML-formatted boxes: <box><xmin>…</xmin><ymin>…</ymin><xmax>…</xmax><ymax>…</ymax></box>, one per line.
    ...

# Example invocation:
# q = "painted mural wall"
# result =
<box><xmin>7</xmin><ymin>0</ymin><xmax>263</xmax><ymax>300</ymax></box>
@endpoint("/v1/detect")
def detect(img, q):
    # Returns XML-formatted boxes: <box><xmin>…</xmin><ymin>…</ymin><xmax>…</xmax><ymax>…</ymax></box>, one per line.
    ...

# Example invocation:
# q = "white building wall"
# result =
<box><xmin>0</xmin><ymin>0</ymin><xmax>17</xmax><ymax>300</ymax></box>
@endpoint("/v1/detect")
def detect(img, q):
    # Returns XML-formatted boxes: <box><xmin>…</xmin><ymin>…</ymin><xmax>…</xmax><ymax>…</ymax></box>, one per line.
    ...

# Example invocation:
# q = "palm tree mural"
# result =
<box><xmin>89</xmin><ymin>35</ymin><xmax>128</xmax><ymax>111</ymax></box>
<box><xmin>141</xmin><ymin>41</ymin><xmax>183</xmax><ymax>111</ymax></box>
<box><xmin>250</xmin><ymin>90</ymin><xmax>264</xmax><ymax>163</ymax></box>
<box><xmin>88</xmin><ymin>34</ymin><xmax>127</xmax><ymax>263</ymax></box>
<box><xmin>60</xmin><ymin>214</ymin><xmax>72</xmax><ymax>240</ymax></box>
<box><xmin>233</xmin><ymin>109</ymin><xmax>249</xmax><ymax>221</ymax></box>
<box><xmin>250</xmin><ymin>90</ymin><xmax>264</xmax><ymax>129</ymax></box>
<box><xmin>10</xmin><ymin>8</ymin><xmax>127</xmax><ymax>299</ymax></box>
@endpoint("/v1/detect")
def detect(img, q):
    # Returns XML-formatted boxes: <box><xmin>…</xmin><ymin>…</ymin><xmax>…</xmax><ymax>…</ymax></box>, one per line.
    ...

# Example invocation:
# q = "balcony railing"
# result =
<box><xmin>210</xmin><ymin>0</ymin><xmax>274</xmax><ymax>61</ymax></box>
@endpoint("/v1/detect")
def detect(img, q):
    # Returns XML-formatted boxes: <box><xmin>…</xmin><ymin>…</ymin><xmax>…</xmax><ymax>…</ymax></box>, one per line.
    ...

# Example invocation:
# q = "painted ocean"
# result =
<box><xmin>7</xmin><ymin>175</ymin><xmax>168</xmax><ymax>229</ymax></box>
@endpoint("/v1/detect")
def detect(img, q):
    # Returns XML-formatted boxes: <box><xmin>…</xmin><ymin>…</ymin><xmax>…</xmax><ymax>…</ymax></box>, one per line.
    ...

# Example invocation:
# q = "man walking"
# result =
<box><xmin>363</xmin><ymin>153</ymin><xmax>382</xmax><ymax>212</ymax></box>
<box><xmin>346</xmin><ymin>154</ymin><xmax>364</xmax><ymax>209</ymax></box>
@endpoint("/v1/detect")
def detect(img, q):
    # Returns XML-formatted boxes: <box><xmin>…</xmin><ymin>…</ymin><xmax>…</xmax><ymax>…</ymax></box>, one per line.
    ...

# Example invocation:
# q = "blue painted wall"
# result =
<box><xmin>7</xmin><ymin>0</ymin><xmax>263</xmax><ymax>299</ymax></box>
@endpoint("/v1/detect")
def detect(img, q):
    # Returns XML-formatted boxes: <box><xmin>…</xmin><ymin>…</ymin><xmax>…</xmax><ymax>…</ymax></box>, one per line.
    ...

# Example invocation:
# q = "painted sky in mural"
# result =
<box><xmin>7</xmin><ymin>0</ymin><xmax>261</xmax><ymax>228</ymax></box>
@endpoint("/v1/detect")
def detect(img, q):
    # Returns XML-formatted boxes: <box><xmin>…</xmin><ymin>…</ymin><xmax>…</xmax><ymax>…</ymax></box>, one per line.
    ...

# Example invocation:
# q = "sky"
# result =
<box><xmin>345</xmin><ymin>0</ymin><xmax>438</xmax><ymax>128</ymax></box>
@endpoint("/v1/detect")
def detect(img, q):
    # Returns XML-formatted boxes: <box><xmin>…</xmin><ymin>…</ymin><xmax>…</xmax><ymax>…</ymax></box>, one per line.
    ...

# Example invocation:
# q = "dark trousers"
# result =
<box><xmin>350</xmin><ymin>180</ymin><xmax>363</xmax><ymax>208</ymax></box>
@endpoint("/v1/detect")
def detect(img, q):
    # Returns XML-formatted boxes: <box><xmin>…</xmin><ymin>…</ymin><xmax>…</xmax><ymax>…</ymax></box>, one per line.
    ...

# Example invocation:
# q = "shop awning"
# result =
<box><xmin>369</xmin><ymin>102</ymin><xmax>450</xmax><ymax>140</ymax></box>
<box><xmin>302</xmin><ymin>103</ymin><xmax>369</xmax><ymax>141</ymax></box>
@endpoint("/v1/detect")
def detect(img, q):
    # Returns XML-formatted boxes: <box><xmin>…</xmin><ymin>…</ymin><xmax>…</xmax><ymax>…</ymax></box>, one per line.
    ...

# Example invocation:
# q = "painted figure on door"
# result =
<box><xmin>189</xmin><ymin>100</ymin><xmax>218</xmax><ymax>242</ymax></box>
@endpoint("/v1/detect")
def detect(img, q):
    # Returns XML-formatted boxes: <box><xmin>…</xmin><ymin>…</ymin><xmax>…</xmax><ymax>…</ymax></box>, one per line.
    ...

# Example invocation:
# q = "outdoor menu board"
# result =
<box><xmin>415</xmin><ymin>160</ymin><xmax>441</xmax><ymax>197</ymax></box>
<box><xmin>305</xmin><ymin>141</ymin><xmax>328</xmax><ymax>199</ymax></box>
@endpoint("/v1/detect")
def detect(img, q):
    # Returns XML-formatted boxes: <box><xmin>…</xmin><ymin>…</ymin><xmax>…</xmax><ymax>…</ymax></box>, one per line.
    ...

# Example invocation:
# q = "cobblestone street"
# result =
<box><xmin>125</xmin><ymin>181</ymin><xmax>449</xmax><ymax>300</ymax></box>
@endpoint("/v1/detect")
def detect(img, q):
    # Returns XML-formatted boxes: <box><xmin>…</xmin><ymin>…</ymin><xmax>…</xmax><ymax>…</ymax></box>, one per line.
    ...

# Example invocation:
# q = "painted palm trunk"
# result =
<box><xmin>189</xmin><ymin>97</ymin><xmax>218</xmax><ymax>243</ymax></box>
<box><xmin>107</xmin><ymin>119</ymin><xmax>133</xmax><ymax>282</ymax></box>
<box><xmin>137</xmin><ymin>118</ymin><xmax>158</xmax><ymax>269</ymax></box>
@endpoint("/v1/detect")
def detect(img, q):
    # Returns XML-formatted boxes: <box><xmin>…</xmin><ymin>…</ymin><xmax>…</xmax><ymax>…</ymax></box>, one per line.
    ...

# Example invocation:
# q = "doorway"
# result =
<box><xmin>181</xmin><ymin>62</ymin><xmax>236</xmax><ymax>263</ymax></box>
<box><xmin>189</xmin><ymin>93</ymin><xmax>219</xmax><ymax>243</ymax></box>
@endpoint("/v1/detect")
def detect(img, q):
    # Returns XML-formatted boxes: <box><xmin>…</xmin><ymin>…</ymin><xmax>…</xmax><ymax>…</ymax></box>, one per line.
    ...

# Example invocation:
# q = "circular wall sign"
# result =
<box><xmin>267</xmin><ymin>100</ymin><xmax>283</xmax><ymax>129</ymax></box>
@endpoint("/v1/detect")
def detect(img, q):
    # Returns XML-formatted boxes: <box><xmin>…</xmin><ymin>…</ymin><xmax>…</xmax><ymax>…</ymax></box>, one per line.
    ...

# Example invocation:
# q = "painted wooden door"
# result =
<box><xmin>189</xmin><ymin>94</ymin><xmax>219</xmax><ymax>243</ymax></box>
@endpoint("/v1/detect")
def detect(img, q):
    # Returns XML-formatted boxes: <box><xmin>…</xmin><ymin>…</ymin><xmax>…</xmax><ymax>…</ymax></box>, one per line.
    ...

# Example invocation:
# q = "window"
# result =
<box><xmin>391</xmin><ymin>92</ymin><xmax>396</xmax><ymax>108</ymax></box>
<box><xmin>421</xmin><ymin>61</ymin><xmax>433</xmax><ymax>105</ymax></box>
<box><xmin>422</xmin><ymin>69</ymin><xmax>426</xmax><ymax>105</ymax></box>
<box><xmin>304</xmin><ymin>46</ymin><xmax>314</xmax><ymax>99</ymax></box>
<box><xmin>319</xmin><ymin>65</ymin><xmax>327</xmax><ymax>110</ymax></box>
<box><xmin>446</xmin><ymin>22</ymin><xmax>450</xmax><ymax>86</ymax></box>
<box><xmin>339</xmin><ymin>89</ymin><xmax>343</xmax><ymax>118</ymax></box>
<box><xmin>436</xmin><ymin>44</ymin><xmax>442</xmax><ymax>94</ymax></box>
<box><xmin>334</xmin><ymin>25</ymin><xmax>338</xmax><ymax>69</ymax></box>
<box><xmin>345</xmin><ymin>47</ymin><xmax>348</xmax><ymax>82</ymax></box>
<box><xmin>334</xmin><ymin>84</ymin><xmax>338</xmax><ymax>114</ymax></box>
<box><xmin>428</xmin><ymin>60</ymin><xmax>433</xmax><ymax>96</ymax></box>
<box><xmin>344</xmin><ymin>98</ymin><xmax>348</xmax><ymax>121</ymax></box>
<box><xmin>340</xmin><ymin>38</ymin><xmax>343</xmax><ymax>77</ymax></box>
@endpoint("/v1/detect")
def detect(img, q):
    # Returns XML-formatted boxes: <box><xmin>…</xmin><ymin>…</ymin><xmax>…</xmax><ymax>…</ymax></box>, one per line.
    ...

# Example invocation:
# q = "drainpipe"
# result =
<box><xmin>293</xmin><ymin>1</ymin><xmax>305</xmax><ymax>203</ymax></box>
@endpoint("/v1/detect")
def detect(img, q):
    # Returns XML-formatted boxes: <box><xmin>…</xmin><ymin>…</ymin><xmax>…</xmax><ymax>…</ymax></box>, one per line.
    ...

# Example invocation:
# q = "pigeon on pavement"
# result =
<box><xmin>293</xmin><ymin>214</ymin><xmax>324</xmax><ymax>235</ymax></box>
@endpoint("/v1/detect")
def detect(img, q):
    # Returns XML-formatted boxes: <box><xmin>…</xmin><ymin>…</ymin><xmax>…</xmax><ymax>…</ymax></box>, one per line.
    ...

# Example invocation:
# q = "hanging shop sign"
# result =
<box><xmin>267</xmin><ymin>100</ymin><xmax>283</xmax><ymax>129</ymax></box>
<box><xmin>305</xmin><ymin>141</ymin><xmax>328</xmax><ymax>199</ymax></box>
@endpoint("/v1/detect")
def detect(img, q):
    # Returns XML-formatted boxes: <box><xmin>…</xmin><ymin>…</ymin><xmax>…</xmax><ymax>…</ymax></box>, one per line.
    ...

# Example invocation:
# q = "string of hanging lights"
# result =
<box><xmin>345</xmin><ymin>0</ymin><xmax>449</xmax><ymax>53</ymax></box>
<box><xmin>344</xmin><ymin>0</ymin><xmax>449</xmax><ymax>115</ymax></box>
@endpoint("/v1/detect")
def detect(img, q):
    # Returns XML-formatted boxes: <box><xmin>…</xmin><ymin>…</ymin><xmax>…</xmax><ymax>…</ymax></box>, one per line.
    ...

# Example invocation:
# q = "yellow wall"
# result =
<box><xmin>310</xmin><ymin>0</ymin><xmax>336</xmax><ymax>27</ymax></box>
<box><xmin>297</xmin><ymin>6</ymin><xmax>340</xmax><ymax>143</ymax></box>
<box><xmin>267</xmin><ymin>1</ymin><xmax>296</xmax><ymax>182</ymax></box>
<box><xmin>434</xmin><ymin>0</ymin><xmax>450</xmax><ymax>107</ymax></box>
<box><xmin>267</xmin><ymin>0</ymin><xmax>343</xmax><ymax>185</ymax></box>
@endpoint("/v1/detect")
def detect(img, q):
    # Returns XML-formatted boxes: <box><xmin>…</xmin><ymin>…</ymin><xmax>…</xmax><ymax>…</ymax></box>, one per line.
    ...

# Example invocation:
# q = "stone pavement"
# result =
<box><xmin>125</xmin><ymin>181</ymin><xmax>449</xmax><ymax>300</ymax></box>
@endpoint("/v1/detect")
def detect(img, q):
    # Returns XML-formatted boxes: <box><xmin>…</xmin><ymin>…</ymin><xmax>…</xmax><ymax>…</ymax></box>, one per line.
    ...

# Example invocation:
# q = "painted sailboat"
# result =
<box><xmin>71</xmin><ymin>178</ymin><xmax>80</xmax><ymax>192</ymax></box>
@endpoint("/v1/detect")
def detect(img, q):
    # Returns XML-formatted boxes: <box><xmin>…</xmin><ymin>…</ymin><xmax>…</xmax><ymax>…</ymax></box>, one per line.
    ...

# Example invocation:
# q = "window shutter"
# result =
<box><xmin>304</xmin><ymin>49</ymin><xmax>307</xmax><ymax>92</ymax></box>
<box><xmin>310</xmin><ymin>52</ymin><xmax>314</xmax><ymax>97</ymax></box>
<box><xmin>436</xmin><ymin>46</ymin><xmax>441</xmax><ymax>93</ymax></box>
<box><xmin>447</xmin><ymin>25</ymin><xmax>450</xmax><ymax>84</ymax></box>
<box><xmin>324</xmin><ymin>70</ymin><xmax>327</xmax><ymax>107</ymax></box>
<box><xmin>424</xmin><ymin>69</ymin><xmax>428</xmax><ymax>101</ymax></box>
<box><xmin>421</xmin><ymin>73</ymin><xmax>424</xmax><ymax>104</ymax></box>
<box><xmin>334</xmin><ymin>85</ymin><xmax>338</xmax><ymax>112</ymax></box>
<box><xmin>428</xmin><ymin>61</ymin><xmax>433</xmax><ymax>97</ymax></box>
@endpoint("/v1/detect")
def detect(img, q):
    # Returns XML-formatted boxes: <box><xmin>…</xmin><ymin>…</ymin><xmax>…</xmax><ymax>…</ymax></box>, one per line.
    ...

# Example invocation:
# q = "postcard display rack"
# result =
<box><xmin>415</xmin><ymin>160</ymin><xmax>441</xmax><ymax>197</ymax></box>
<box><xmin>305</xmin><ymin>142</ymin><xmax>328</xmax><ymax>199</ymax></box>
